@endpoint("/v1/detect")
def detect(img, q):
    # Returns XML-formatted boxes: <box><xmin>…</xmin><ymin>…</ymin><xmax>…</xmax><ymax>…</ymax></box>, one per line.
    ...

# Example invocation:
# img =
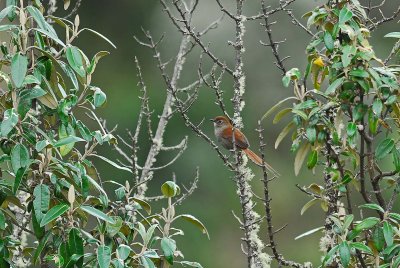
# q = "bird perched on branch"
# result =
<box><xmin>211</xmin><ymin>115</ymin><xmax>280</xmax><ymax>177</ymax></box>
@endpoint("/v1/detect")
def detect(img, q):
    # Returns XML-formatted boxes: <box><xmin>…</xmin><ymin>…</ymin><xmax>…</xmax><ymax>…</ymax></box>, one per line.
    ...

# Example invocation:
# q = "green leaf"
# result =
<box><xmin>141</xmin><ymin>256</ymin><xmax>156</xmax><ymax>268</ymax></box>
<box><xmin>350</xmin><ymin>242</ymin><xmax>373</xmax><ymax>255</ymax></box>
<box><xmin>326</xmin><ymin>77</ymin><xmax>345</xmax><ymax>95</ymax></box>
<box><xmin>294</xmin><ymin>142</ymin><xmax>311</xmax><ymax>176</ymax></box>
<box><xmin>0</xmin><ymin>210</ymin><xmax>5</xmax><ymax>230</ymax></box>
<box><xmin>373</xmin><ymin>227</ymin><xmax>385</xmax><ymax>251</ymax></box>
<box><xmin>294</xmin><ymin>226</ymin><xmax>324</xmax><ymax>240</ymax></box>
<box><xmin>384</xmin><ymin>32</ymin><xmax>400</xmax><ymax>38</ymax></box>
<box><xmin>393</xmin><ymin>148</ymin><xmax>400</xmax><ymax>172</ymax></box>
<box><xmin>339</xmin><ymin>242</ymin><xmax>350</xmax><ymax>268</ymax></box>
<box><xmin>355</xmin><ymin>217</ymin><xmax>380</xmax><ymax>231</ymax></box>
<box><xmin>343</xmin><ymin>214</ymin><xmax>354</xmax><ymax>230</ymax></box>
<box><xmin>372</xmin><ymin>98</ymin><xmax>383</xmax><ymax>115</ymax></box>
<box><xmin>275</xmin><ymin>121</ymin><xmax>294</xmax><ymax>149</ymax></box>
<box><xmin>19</xmin><ymin>86</ymin><xmax>47</xmax><ymax>101</ymax></box>
<box><xmin>117</xmin><ymin>245</ymin><xmax>131</xmax><ymax>261</ymax></box>
<box><xmin>161</xmin><ymin>237</ymin><xmax>176</xmax><ymax>265</ymax></box>
<box><xmin>27</xmin><ymin>6</ymin><xmax>57</xmax><ymax>37</ymax></box>
<box><xmin>13</xmin><ymin>166</ymin><xmax>27</xmax><ymax>194</ymax></box>
<box><xmin>33</xmin><ymin>231</ymin><xmax>51</xmax><ymax>264</ymax></box>
<box><xmin>53</xmin><ymin>136</ymin><xmax>84</xmax><ymax>148</ymax></box>
<box><xmin>11</xmin><ymin>53</ymin><xmax>28</xmax><ymax>88</ymax></box>
<box><xmin>161</xmin><ymin>181</ymin><xmax>180</xmax><ymax>198</ymax></box>
<box><xmin>262</xmin><ymin>97</ymin><xmax>297</xmax><ymax>120</ymax></box>
<box><xmin>383</xmin><ymin>221</ymin><xmax>394</xmax><ymax>246</ymax></box>
<box><xmin>59</xmin><ymin>61</ymin><xmax>79</xmax><ymax>90</ymax></box>
<box><xmin>1</xmin><ymin>108</ymin><xmax>18</xmax><ymax>137</ymax></box>
<box><xmin>93</xmin><ymin>87</ymin><xmax>107</xmax><ymax>107</ymax></box>
<box><xmin>301</xmin><ymin>198</ymin><xmax>319</xmax><ymax>215</ymax></box>
<box><xmin>322</xmin><ymin>245</ymin><xmax>339</xmax><ymax>266</ymax></box>
<box><xmin>66</xmin><ymin>46</ymin><xmax>85</xmax><ymax>77</ymax></box>
<box><xmin>389</xmin><ymin>213</ymin><xmax>400</xmax><ymax>222</ymax></box>
<box><xmin>87</xmin><ymin>51</ymin><xmax>110</xmax><ymax>74</ymax></box>
<box><xmin>80</xmin><ymin>28</ymin><xmax>117</xmax><ymax>49</ymax></box>
<box><xmin>324</xmin><ymin>31</ymin><xmax>334</xmax><ymax>52</ymax></box>
<box><xmin>35</xmin><ymin>140</ymin><xmax>51</xmax><ymax>152</ymax></box>
<box><xmin>0</xmin><ymin>6</ymin><xmax>14</xmax><ymax>23</ymax></box>
<box><xmin>97</xmin><ymin>245</ymin><xmax>111</xmax><ymax>268</ymax></box>
<box><xmin>33</xmin><ymin>184</ymin><xmax>50</xmax><ymax>223</ymax></box>
<box><xmin>106</xmin><ymin>216</ymin><xmax>123</xmax><ymax>237</ymax></box>
<box><xmin>11</xmin><ymin>143</ymin><xmax>30</xmax><ymax>173</ymax></box>
<box><xmin>40</xmin><ymin>204</ymin><xmax>69</xmax><ymax>227</ymax></box>
<box><xmin>90</xmin><ymin>154</ymin><xmax>133</xmax><ymax>173</ymax></box>
<box><xmin>181</xmin><ymin>261</ymin><xmax>204</xmax><ymax>268</ymax></box>
<box><xmin>347</xmin><ymin>122</ymin><xmax>357</xmax><ymax>137</ymax></box>
<box><xmin>342</xmin><ymin>45</ymin><xmax>356</xmax><ymax>67</ymax></box>
<box><xmin>176</xmin><ymin>214</ymin><xmax>209</xmax><ymax>238</ymax></box>
<box><xmin>68</xmin><ymin>228</ymin><xmax>84</xmax><ymax>267</ymax></box>
<box><xmin>306</xmin><ymin>127</ymin><xmax>316</xmax><ymax>143</ymax></box>
<box><xmin>349</xmin><ymin>69</ymin><xmax>369</xmax><ymax>78</ymax></box>
<box><xmin>339</xmin><ymin>7</ymin><xmax>353</xmax><ymax>24</ymax></box>
<box><xmin>375</xmin><ymin>138</ymin><xmax>395</xmax><ymax>160</ymax></box>
<box><xmin>80</xmin><ymin>205</ymin><xmax>115</xmax><ymax>224</ymax></box>
<box><xmin>307</xmin><ymin>150</ymin><xmax>318</xmax><ymax>169</ymax></box>
<box><xmin>359</xmin><ymin>203</ymin><xmax>385</xmax><ymax>213</ymax></box>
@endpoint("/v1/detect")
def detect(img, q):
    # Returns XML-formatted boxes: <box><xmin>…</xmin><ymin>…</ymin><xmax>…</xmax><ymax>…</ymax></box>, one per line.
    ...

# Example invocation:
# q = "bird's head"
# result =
<box><xmin>210</xmin><ymin>116</ymin><xmax>231</xmax><ymax>130</ymax></box>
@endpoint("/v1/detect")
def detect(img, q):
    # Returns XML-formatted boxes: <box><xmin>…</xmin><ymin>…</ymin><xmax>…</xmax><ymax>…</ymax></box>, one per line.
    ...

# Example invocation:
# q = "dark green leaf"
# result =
<box><xmin>376</xmin><ymin>138</ymin><xmax>395</xmax><ymax>160</ymax></box>
<box><xmin>393</xmin><ymin>148</ymin><xmax>400</xmax><ymax>172</ymax></box>
<box><xmin>307</xmin><ymin>150</ymin><xmax>318</xmax><ymax>169</ymax></box>
<box><xmin>355</xmin><ymin>217</ymin><xmax>380</xmax><ymax>231</ymax></box>
<box><xmin>339</xmin><ymin>242</ymin><xmax>350</xmax><ymax>268</ymax></box>
<box><xmin>383</xmin><ymin>221</ymin><xmax>394</xmax><ymax>246</ymax></box>
<box><xmin>33</xmin><ymin>184</ymin><xmax>50</xmax><ymax>223</ymax></box>
<box><xmin>13</xmin><ymin>166</ymin><xmax>27</xmax><ymax>194</ymax></box>
<box><xmin>347</xmin><ymin>122</ymin><xmax>356</xmax><ymax>137</ymax></box>
<box><xmin>349</xmin><ymin>242</ymin><xmax>373</xmax><ymax>255</ymax></box>
<box><xmin>69</xmin><ymin>228</ymin><xmax>84</xmax><ymax>267</ymax></box>
<box><xmin>33</xmin><ymin>231</ymin><xmax>51</xmax><ymax>264</ymax></box>
<box><xmin>40</xmin><ymin>204</ymin><xmax>69</xmax><ymax>227</ymax></box>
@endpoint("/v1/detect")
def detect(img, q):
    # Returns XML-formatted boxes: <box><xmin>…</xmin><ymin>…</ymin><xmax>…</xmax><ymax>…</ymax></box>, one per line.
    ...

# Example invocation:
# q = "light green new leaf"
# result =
<box><xmin>161</xmin><ymin>181</ymin><xmax>180</xmax><ymax>198</ymax></box>
<box><xmin>11</xmin><ymin>53</ymin><xmax>28</xmax><ymax>88</ymax></box>
<box><xmin>40</xmin><ymin>204</ymin><xmax>69</xmax><ymax>227</ymax></box>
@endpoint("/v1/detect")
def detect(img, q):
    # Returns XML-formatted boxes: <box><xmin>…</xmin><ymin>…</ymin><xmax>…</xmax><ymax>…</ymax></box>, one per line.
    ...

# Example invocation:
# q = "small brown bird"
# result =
<box><xmin>211</xmin><ymin>116</ymin><xmax>280</xmax><ymax>177</ymax></box>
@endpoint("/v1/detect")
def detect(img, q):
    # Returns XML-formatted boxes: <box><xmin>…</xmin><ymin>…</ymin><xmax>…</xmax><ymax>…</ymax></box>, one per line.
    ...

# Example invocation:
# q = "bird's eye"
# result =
<box><xmin>217</xmin><ymin>120</ymin><xmax>222</xmax><ymax>124</ymax></box>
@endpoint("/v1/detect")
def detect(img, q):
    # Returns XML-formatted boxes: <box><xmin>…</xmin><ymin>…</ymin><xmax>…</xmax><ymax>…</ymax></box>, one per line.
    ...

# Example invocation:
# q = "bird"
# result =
<box><xmin>211</xmin><ymin>115</ymin><xmax>280</xmax><ymax>177</ymax></box>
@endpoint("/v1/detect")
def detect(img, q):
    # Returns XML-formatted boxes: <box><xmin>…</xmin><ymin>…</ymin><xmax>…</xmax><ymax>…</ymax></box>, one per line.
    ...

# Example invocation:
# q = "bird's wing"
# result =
<box><xmin>221</xmin><ymin>128</ymin><xmax>249</xmax><ymax>149</ymax></box>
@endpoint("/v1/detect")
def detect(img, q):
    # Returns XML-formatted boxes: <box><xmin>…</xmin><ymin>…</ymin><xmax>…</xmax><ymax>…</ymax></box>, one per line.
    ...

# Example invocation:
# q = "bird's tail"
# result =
<box><xmin>243</xmin><ymin>148</ymin><xmax>281</xmax><ymax>177</ymax></box>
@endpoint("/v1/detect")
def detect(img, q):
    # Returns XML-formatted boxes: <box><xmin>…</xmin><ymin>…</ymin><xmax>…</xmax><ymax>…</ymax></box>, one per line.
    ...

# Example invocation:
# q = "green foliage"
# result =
<box><xmin>267</xmin><ymin>0</ymin><xmax>400</xmax><ymax>266</ymax></box>
<box><xmin>0</xmin><ymin>1</ymin><xmax>206</xmax><ymax>267</ymax></box>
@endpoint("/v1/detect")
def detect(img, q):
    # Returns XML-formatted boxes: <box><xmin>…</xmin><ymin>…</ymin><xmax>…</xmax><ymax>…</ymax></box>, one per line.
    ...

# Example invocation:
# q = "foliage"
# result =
<box><xmin>0</xmin><ymin>1</ymin><xmax>206</xmax><ymax>267</ymax></box>
<box><xmin>266</xmin><ymin>0</ymin><xmax>400</xmax><ymax>266</ymax></box>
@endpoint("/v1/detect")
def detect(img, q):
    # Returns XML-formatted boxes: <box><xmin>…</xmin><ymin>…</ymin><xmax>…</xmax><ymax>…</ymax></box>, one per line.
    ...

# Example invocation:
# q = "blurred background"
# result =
<box><xmin>7</xmin><ymin>0</ymin><xmax>399</xmax><ymax>266</ymax></box>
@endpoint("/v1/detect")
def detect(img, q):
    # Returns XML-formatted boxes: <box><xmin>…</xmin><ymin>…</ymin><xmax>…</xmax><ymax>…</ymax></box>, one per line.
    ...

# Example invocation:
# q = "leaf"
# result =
<box><xmin>53</xmin><ymin>136</ymin><xmax>84</xmax><ymax>148</ymax></box>
<box><xmin>339</xmin><ymin>7</ymin><xmax>353</xmax><ymax>24</ymax></box>
<box><xmin>90</xmin><ymin>154</ymin><xmax>132</xmax><ymax>173</ymax></box>
<box><xmin>181</xmin><ymin>261</ymin><xmax>204</xmax><ymax>268</ymax></box>
<box><xmin>262</xmin><ymin>97</ymin><xmax>297</xmax><ymax>121</ymax></box>
<box><xmin>37</xmin><ymin>94</ymin><xmax>58</xmax><ymax>109</ymax></box>
<box><xmin>372</xmin><ymin>98</ymin><xmax>383</xmax><ymax>115</ymax></box>
<box><xmin>349</xmin><ymin>242</ymin><xmax>373</xmax><ymax>255</ymax></box>
<box><xmin>11</xmin><ymin>143</ymin><xmax>30</xmax><ymax>173</ymax></box>
<box><xmin>342</xmin><ymin>45</ymin><xmax>356</xmax><ymax>67</ymax></box>
<box><xmin>80</xmin><ymin>28</ymin><xmax>117</xmax><ymax>49</ymax></box>
<box><xmin>117</xmin><ymin>245</ymin><xmax>131</xmax><ymax>261</ymax></box>
<box><xmin>359</xmin><ymin>203</ymin><xmax>385</xmax><ymax>213</ymax></box>
<box><xmin>355</xmin><ymin>217</ymin><xmax>380</xmax><ymax>231</ymax></box>
<box><xmin>19</xmin><ymin>86</ymin><xmax>47</xmax><ymax>101</ymax></box>
<box><xmin>322</xmin><ymin>245</ymin><xmax>339</xmax><ymax>266</ymax></box>
<box><xmin>393</xmin><ymin>148</ymin><xmax>400</xmax><ymax>172</ymax></box>
<box><xmin>306</xmin><ymin>127</ymin><xmax>316</xmax><ymax>143</ymax></box>
<box><xmin>383</xmin><ymin>221</ymin><xmax>394</xmax><ymax>246</ymax></box>
<box><xmin>347</xmin><ymin>122</ymin><xmax>357</xmax><ymax>137</ymax></box>
<box><xmin>375</xmin><ymin>138</ymin><xmax>395</xmax><ymax>160</ymax></box>
<box><xmin>33</xmin><ymin>184</ymin><xmax>50</xmax><ymax>223</ymax></box>
<box><xmin>294</xmin><ymin>142</ymin><xmax>311</xmax><ymax>176</ymax></box>
<box><xmin>93</xmin><ymin>87</ymin><xmax>107</xmax><ymax>107</ymax></box>
<box><xmin>13</xmin><ymin>166</ymin><xmax>27</xmax><ymax>194</ymax></box>
<box><xmin>384</xmin><ymin>32</ymin><xmax>400</xmax><ymax>38</ymax></box>
<box><xmin>66</xmin><ymin>46</ymin><xmax>85</xmax><ymax>77</ymax></box>
<box><xmin>40</xmin><ymin>204</ymin><xmax>69</xmax><ymax>227</ymax></box>
<box><xmin>295</xmin><ymin>226</ymin><xmax>324</xmax><ymax>240</ymax></box>
<box><xmin>87</xmin><ymin>51</ymin><xmax>110</xmax><ymax>74</ymax></box>
<box><xmin>0</xmin><ymin>6</ymin><xmax>14</xmax><ymax>23</ymax></box>
<box><xmin>161</xmin><ymin>237</ymin><xmax>176</xmax><ymax>265</ymax></box>
<box><xmin>59</xmin><ymin>61</ymin><xmax>79</xmax><ymax>90</ymax></box>
<box><xmin>161</xmin><ymin>181</ymin><xmax>180</xmax><ymax>198</ymax></box>
<box><xmin>69</xmin><ymin>228</ymin><xmax>84</xmax><ymax>267</ymax></box>
<box><xmin>11</xmin><ymin>53</ymin><xmax>28</xmax><ymax>88</ymax></box>
<box><xmin>339</xmin><ymin>242</ymin><xmax>350</xmax><ymax>268</ymax></box>
<box><xmin>1</xmin><ymin>108</ymin><xmax>19</xmax><ymax>137</ymax></box>
<box><xmin>0</xmin><ymin>210</ymin><xmax>5</xmax><ymax>230</ymax></box>
<box><xmin>301</xmin><ymin>198</ymin><xmax>319</xmax><ymax>215</ymax></box>
<box><xmin>307</xmin><ymin>150</ymin><xmax>318</xmax><ymax>169</ymax></box>
<box><xmin>275</xmin><ymin>121</ymin><xmax>294</xmax><ymax>149</ymax></box>
<box><xmin>176</xmin><ymin>214</ymin><xmax>209</xmax><ymax>238</ymax></box>
<box><xmin>141</xmin><ymin>256</ymin><xmax>156</xmax><ymax>268</ymax></box>
<box><xmin>324</xmin><ymin>31</ymin><xmax>334</xmax><ymax>52</ymax></box>
<box><xmin>389</xmin><ymin>213</ymin><xmax>400</xmax><ymax>222</ymax></box>
<box><xmin>273</xmin><ymin>108</ymin><xmax>292</xmax><ymax>124</ymax></box>
<box><xmin>33</xmin><ymin>231</ymin><xmax>51</xmax><ymax>264</ymax></box>
<box><xmin>97</xmin><ymin>245</ymin><xmax>111</xmax><ymax>268</ymax></box>
<box><xmin>80</xmin><ymin>205</ymin><xmax>115</xmax><ymax>224</ymax></box>
<box><xmin>130</xmin><ymin>197</ymin><xmax>151</xmax><ymax>214</ymax></box>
